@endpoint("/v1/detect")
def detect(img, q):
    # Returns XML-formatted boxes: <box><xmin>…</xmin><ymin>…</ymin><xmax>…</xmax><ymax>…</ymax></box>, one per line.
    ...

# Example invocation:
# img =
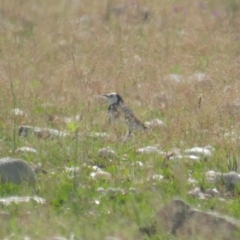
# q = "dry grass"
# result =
<box><xmin>0</xmin><ymin>0</ymin><xmax>240</xmax><ymax>239</ymax></box>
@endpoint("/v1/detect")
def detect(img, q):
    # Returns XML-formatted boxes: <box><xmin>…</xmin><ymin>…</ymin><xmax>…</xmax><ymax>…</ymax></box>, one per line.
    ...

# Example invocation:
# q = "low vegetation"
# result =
<box><xmin>1</xmin><ymin>0</ymin><xmax>240</xmax><ymax>239</ymax></box>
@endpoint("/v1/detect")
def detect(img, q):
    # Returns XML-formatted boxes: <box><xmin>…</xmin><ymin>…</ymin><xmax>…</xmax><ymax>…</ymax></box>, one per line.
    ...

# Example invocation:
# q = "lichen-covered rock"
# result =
<box><xmin>0</xmin><ymin>157</ymin><xmax>37</xmax><ymax>184</ymax></box>
<box><xmin>141</xmin><ymin>199</ymin><xmax>240</xmax><ymax>239</ymax></box>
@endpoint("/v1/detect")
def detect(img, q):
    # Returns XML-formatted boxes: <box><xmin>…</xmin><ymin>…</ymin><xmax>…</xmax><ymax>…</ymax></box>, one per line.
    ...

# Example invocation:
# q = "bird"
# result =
<box><xmin>102</xmin><ymin>92</ymin><xmax>147</xmax><ymax>137</ymax></box>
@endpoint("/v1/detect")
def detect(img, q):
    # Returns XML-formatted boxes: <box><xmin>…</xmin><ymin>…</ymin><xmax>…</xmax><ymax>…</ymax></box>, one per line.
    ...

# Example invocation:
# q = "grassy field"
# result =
<box><xmin>1</xmin><ymin>0</ymin><xmax>240</xmax><ymax>239</ymax></box>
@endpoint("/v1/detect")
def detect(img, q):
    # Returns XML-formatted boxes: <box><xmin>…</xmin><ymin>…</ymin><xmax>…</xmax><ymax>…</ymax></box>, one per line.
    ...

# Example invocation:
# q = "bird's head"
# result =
<box><xmin>102</xmin><ymin>92</ymin><xmax>124</xmax><ymax>105</ymax></box>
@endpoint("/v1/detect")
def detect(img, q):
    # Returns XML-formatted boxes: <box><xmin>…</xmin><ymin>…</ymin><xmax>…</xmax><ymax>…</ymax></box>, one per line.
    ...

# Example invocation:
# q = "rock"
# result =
<box><xmin>18</xmin><ymin>125</ymin><xmax>70</xmax><ymax>138</ymax></box>
<box><xmin>104</xmin><ymin>187</ymin><xmax>124</xmax><ymax>197</ymax></box>
<box><xmin>136</xmin><ymin>146</ymin><xmax>164</xmax><ymax>155</ymax></box>
<box><xmin>90</xmin><ymin>171</ymin><xmax>111</xmax><ymax>180</ymax></box>
<box><xmin>0</xmin><ymin>157</ymin><xmax>37</xmax><ymax>184</ymax></box>
<box><xmin>170</xmin><ymin>154</ymin><xmax>200</xmax><ymax>161</ymax></box>
<box><xmin>141</xmin><ymin>199</ymin><xmax>240</xmax><ymax>239</ymax></box>
<box><xmin>144</xmin><ymin>119</ymin><xmax>165</xmax><ymax>129</ymax></box>
<box><xmin>96</xmin><ymin>187</ymin><xmax>105</xmax><ymax>193</ymax></box>
<box><xmin>205</xmin><ymin>170</ymin><xmax>217</xmax><ymax>183</ymax></box>
<box><xmin>15</xmin><ymin>147</ymin><xmax>37</xmax><ymax>154</ymax></box>
<box><xmin>167</xmin><ymin>146</ymin><xmax>214</xmax><ymax>161</ymax></box>
<box><xmin>187</xmin><ymin>177</ymin><xmax>197</xmax><ymax>184</ymax></box>
<box><xmin>98</xmin><ymin>148</ymin><xmax>116</xmax><ymax>159</ymax></box>
<box><xmin>184</xmin><ymin>145</ymin><xmax>214</xmax><ymax>158</ymax></box>
<box><xmin>165</xmin><ymin>148</ymin><xmax>181</xmax><ymax>160</ymax></box>
<box><xmin>205</xmin><ymin>188</ymin><xmax>220</xmax><ymax>197</ymax></box>
<box><xmin>188</xmin><ymin>187</ymin><xmax>212</xmax><ymax>199</ymax></box>
<box><xmin>206</xmin><ymin>170</ymin><xmax>240</xmax><ymax>191</ymax></box>
<box><xmin>64</xmin><ymin>167</ymin><xmax>81</xmax><ymax>179</ymax></box>
<box><xmin>0</xmin><ymin>196</ymin><xmax>45</xmax><ymax>206</ymax></box>
<box><xmin>88</xmin><ymin>132</ymin><xmax>109</xmax><ymax>138</ymax></box>
<box><xmin>147</xmin><ymin>174</ymin><xmax>164</xmax><ymax>181</ymax></box>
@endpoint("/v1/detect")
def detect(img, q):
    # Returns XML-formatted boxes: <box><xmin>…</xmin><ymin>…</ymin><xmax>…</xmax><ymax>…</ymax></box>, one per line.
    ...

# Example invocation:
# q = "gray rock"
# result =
<box><xmin>0</xmin><ymin>196</ymin><xmax>45</xmax><ymax>205</ymax></box>
<box><xmin>98</xmin><ymin>147</ymin><xmax>116</xmax><ymax>159</ymax></box>
<box><xmin>144</xmin><ymin>119</ymin><xmax>165</xmax><ymax>129</ymax></box>
<box><xmin>0</xmin><ymin>157</ymin><xmax>37</xmax><ymax>184</ymax></box>
<box><xmin>206</xmin><ymin>170</ymin><xmax>240</xmax><ymax>191</ymax></box>
<box><xmin>15</xmin><ymin>147</ymin><xmax>37</xmax><ymax>154</ymax></box>
<box><xmin>188</xmin><ymin>187</ymin><xmax>211</xmax><ymax>199</ymax></box>
<box><xmin>136</xmin><ymin>146</ymin><xmax>164</xmax><ymax>155</ymax></box>
<box><xmin>184</xmin><ymin>146</ymin><xmax>214</xmax><ymax>158</ymax></box>
<box><xmin>18</xmin><ymin>125</ymin><xmax>70</xmax><ymax>138</ymax></box>
<box><xmin>141</xmin><ymin>199</ymin><xmax>240</xmax><ymax>239</ymax></box>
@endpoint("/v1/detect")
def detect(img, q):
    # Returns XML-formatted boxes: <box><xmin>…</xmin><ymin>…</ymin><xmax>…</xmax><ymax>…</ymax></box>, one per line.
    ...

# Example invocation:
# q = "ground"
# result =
<box><xmin>0</xmin><ymin>0</ymin><xmax>240</xmax><ymax>239</ymax></box>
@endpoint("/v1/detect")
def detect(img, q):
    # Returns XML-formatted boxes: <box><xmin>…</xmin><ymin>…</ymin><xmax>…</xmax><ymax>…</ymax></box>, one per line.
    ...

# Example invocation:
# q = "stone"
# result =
<box><xmin>142</xmin><ymin>199</ymin><xmax>240</xmax><ymax>239</ymax></box>
<box><xmin>90</xmin><ymin>171</ymin><xmax>111</xmax><ymax>180</ymax></box>
<box><xmin>184</xmin><ymin>146</ymin><xmax>214</xmax><ymax>158</ymax></box>
<box><xmin>98</xmin><ymin>148</ymin><xmax>116</xmax><ymax>159</ymax></box>
<box><xmin>18</xmin><ymin>125</ymin><xmax>70</xmax><ymax>138</ymax></box>
<box><xmin>136</xmin><ymin>146</ymin><xmax>164</xmax><ymax>155</ymax></box>
<box><xmin>0</xmin><ymin>196</ymin><xmax>45</xmax><ymax>206</ymax></box>
<box><xmin>144</xmin><ymin>119</ymin><xmax>165</xmax><ymax>129</ymax></box>
<box><xmin>0</xmin><ymin>157</ymin><xmax>37</xmax><ymax>184</ymax></box>
<box><xmin>206</xmin><ymin>170</ymin><xmax>240</xmax><ymax>191</ymax></box>
<box><xmin>15</xmin><ymin>147</ymin><xmax>37</xmax><ymax>154</ymax></box>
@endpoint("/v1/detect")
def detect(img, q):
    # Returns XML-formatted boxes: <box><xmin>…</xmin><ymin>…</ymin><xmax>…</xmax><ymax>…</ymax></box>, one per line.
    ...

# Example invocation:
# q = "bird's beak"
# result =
<box><xmin>102</xmin><ymin>94</ymin><xmax>109</xmax><ymax>98</ymax></box>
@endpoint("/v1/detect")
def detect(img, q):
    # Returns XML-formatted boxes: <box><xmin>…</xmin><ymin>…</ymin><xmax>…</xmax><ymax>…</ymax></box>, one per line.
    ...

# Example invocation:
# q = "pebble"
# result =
<box><xmin>0</xmin><ymin>196</ymin><xmax>45</xmax><ymax>206</ymax></box>
<box><xmin>90</xmin><ymin>171</ymin><xmax>111</xmax><ymax>180</ymax></box>
<box><xmin>18</xmin><ymin>125</ymin><xmax>70</xmax><ymax>138</ymax></box>
<box><xmin>144</xmin><ymin>119</ymin><xmax>165</xmax><ymax>129</ymax></box>
<box><xmin>136</xmin><ymin>146</ymin><xmax>164</xmax><ymax>155</ymax></box>
<box><xmin>184</xmin><ymin>146</ymin><xmax>214</xmax><ymax>158</ymax></box>
<box><xmin>15</xmin><ymin>147</ymin><xmax>37</xmax><ymax>154</ymax></box>
<box><xmin>98</xmin><ymin>148</ymin><xmax>116</xmax><ymax>159</ymax></box>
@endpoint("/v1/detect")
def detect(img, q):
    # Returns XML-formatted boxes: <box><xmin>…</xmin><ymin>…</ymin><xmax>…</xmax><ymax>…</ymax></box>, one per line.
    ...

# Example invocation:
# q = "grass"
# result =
<box><xmin>0</xmin><ymin>0</ymin><xmax>240</xmax><ymax>239</ymax></box>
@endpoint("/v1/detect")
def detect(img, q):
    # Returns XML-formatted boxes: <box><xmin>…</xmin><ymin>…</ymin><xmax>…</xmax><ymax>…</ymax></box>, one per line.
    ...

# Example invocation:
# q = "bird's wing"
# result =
<box><xmin>120</xmin><ymin>104</ymin><xmax>147</xmax><ymax>130</ymax></box>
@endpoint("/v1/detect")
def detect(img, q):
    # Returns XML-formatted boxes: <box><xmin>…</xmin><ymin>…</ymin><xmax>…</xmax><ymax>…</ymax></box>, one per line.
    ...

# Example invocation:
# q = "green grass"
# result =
<box><xmin>0</xmin><ymin>0</ymin><xmax>240</xmax><ymax>239</ymax></box>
